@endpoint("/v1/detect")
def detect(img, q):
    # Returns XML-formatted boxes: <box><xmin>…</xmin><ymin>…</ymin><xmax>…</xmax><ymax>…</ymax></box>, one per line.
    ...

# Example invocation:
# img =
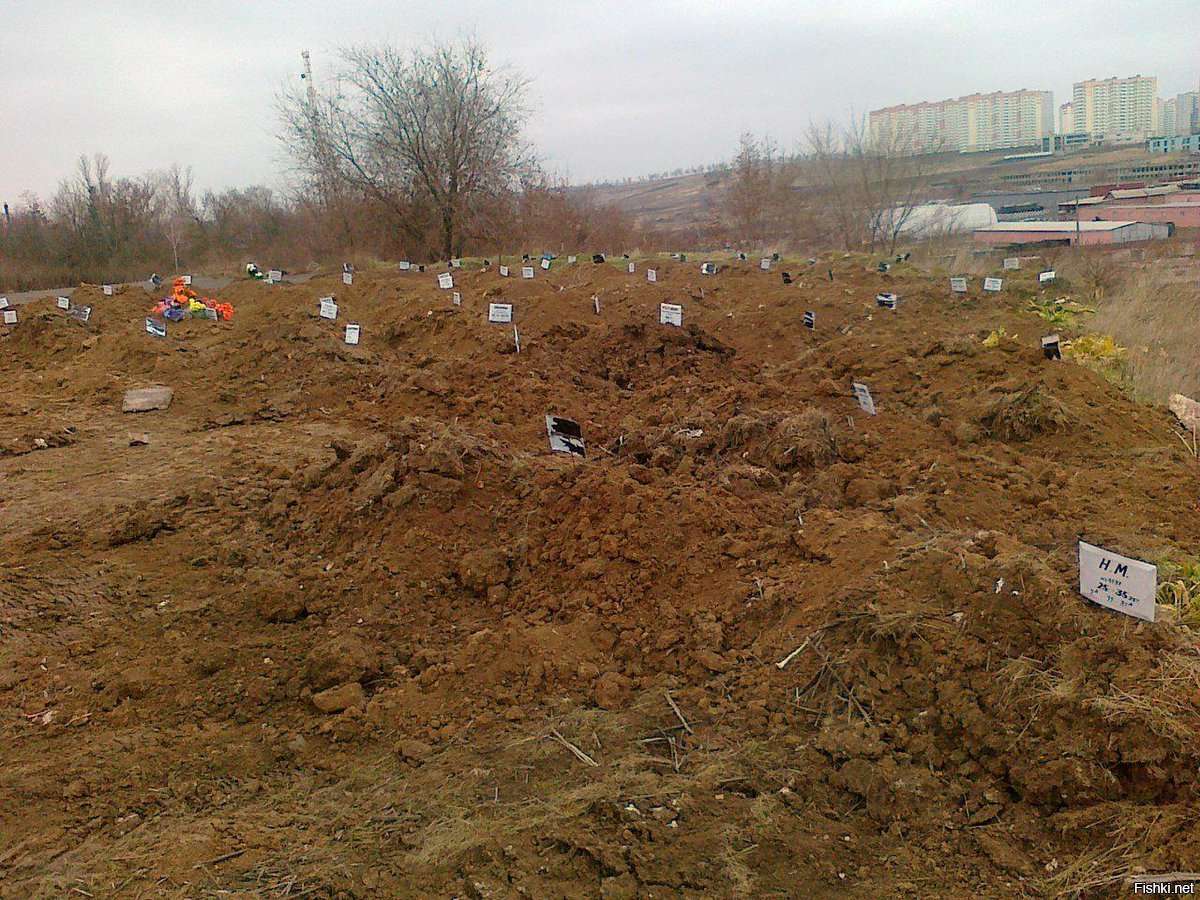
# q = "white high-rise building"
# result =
<box><xmin>1071</xmin><ymin>75</ymin><xmax>1159</xmax><ymax>139</ymax></box>
<box><xmin>1060</xmin><ymin>102</ymin><xmax>1075</xmax><ymax>134</ymax></box>
<box><xmin>1176</xmin><ymin>90</ymin><xmax>1200</xmax><ymax>135</ymax></box>
<box><xmin>869</xmin><ymin>89</ymin><xmax>1055</xmax><ymax>154</ymax></box>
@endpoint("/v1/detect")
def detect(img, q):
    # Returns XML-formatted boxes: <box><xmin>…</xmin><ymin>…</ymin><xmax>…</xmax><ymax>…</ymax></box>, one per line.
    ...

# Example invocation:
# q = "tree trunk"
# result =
<box><xmin>441</xmin><ymin>208</ymin><xmax>454</xmax><ymax>261</ymax></box>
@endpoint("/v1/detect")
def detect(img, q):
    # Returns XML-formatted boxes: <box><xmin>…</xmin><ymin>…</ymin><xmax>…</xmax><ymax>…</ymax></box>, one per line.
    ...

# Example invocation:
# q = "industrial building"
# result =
<box><xmin>973</xmin><ymin>220</ymin><xmax>1170</xmax><ymax>247</ymax></box>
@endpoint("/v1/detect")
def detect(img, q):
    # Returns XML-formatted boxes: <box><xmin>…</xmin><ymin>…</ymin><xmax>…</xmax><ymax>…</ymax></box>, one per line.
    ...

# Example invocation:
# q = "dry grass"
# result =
<box><xmin>979</xmin><ymin>382</ymin><xmax>1073</xmax><ymax>441</ymax></box>
<box><xmin>1158</xmin><ymin>559</ymin><xmax>1200</xmax><ymax>625</ymax></box>
<box><xmin>1089</xmin><ymin>265</ymin><xmax>1200</xmax><ymax>402</ymax></box>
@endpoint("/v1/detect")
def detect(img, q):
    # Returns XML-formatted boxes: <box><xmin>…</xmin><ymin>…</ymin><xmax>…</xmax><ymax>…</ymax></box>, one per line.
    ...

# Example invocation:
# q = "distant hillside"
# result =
<box><xmin>585</xmin><ymin>170</ymin><xmax>731</xmax><ymax>232</ymax></box>
<box><xmin>584</xmin><ymin>146</ymin><xmax>1200</xmax><ymax>235</ymax></box>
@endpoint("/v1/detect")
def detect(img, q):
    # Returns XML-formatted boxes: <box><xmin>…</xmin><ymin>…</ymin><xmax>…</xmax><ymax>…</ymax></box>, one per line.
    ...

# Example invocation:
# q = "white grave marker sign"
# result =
<box><xmin>659</xmin><ymin>303</ymin><xmax>683</xmax><ymax>327</ymax></box>
<box><xmin>567</xmin><ymin>255</ymin><xmax>577</xmax><ymax>263</ymax></box>
<box><xmin>1078</xmin><ymin>541</ymin><xmax>1157</xmax><ymax>622</ymax></box>
<box><xmin>983</xmin><ymin>276</ymin><xmax>1003</xmax><ymax>293</ymax></box>
<box><xmin>344</xmin><ymin>323</ymin><xmax>361</xmax><ymax>345</ymax></box>
<box><xmin>522</xmin><ymin>266</ymin><xmax>535</xmax><ymax>279</ymax></box>
<box><xmin>103</xmin><ymin>284</ymin><xmax>114</xmax><ymax>296</ymax></box>
<box><xmin>627</xmin><ymin>262</ymin><xmax>635</xmax><ymax>274</ymax></box>
<box><xmin>500</xmin><ymin>265</ymin><xmax>510</xmax><ymax>277</ymax></box>
<box><xmin>760</xmin><ymin>258</ymin><xmax>771</xmax><ymax>271</ymax></box>
<box><xmin>399</xmin><ymin>261</ymin><xmax>412</xmax><ymax>271</ymax></box>
<box><xmin>647</xmin><ymin>269</ymin><xmax>657</xmax><ymax>283</ymax></box>
<box><xmin>540</xmin><ymin>258</ymin><xmax>551</xmax><ymax>270</ymax></box>
<box><xmin>0</xmin><ymin>297</ymin><xmax>8</xmax><ymax>309</ymax></box>
<box><xmin>452</xmin><ymin>291</ymin><xmax>462</xmax><ymax>306</ymax></box>
<box><xmin>343</xmin><ymin>271</ymin><xmax>353</xmax><ymax>285</ymax></box>
<box><xmin>488</xmin><ymin>303</ymin><xmax>513</xmax><ymax>324</ymax></box>
<box><xmin>438</xmin><ymin>272</ymin><xmax>454</xmax><ymax>290</ymax></box>
<box><xmin>319</xmin><ymin>298</ymin><xmax>338</xmax><ymax>320</ymax></box>
<box><xmin>1039</xmin><ymin>270</ymin><xmax>1056</xmax><ymax>284</ymax></box>
<box><xmin>145</xmin><ymin>318</ymin><xmax>166</xmax><ymax>338</ymax></box>
<box><xmin>545</xmin><ymin>415</ymin><xmax>586</xmax><ymax>457</ymax></box>
<box><xmin>2</xmin><ymin>310</ymin><xmax>16</xmax><ymax>325</ymax></box>
<box><xmin>852</xmin><ymin>382</ymin><xmax>877</xmax><ymax>416</ymax></box>
<box><xmin>950</xmin><ymin>277</ymin><xmax>968</xmax><ymax>293</ymax></box>
<box><xmin>57</xmin><ymin>296</ymin><xmax>71</xmax><ymax>310</ymax></box>
<box><xmin>1003</xmin><ymin>257</ymin><xmax>1021</xmax><ymax>270</ymax></box>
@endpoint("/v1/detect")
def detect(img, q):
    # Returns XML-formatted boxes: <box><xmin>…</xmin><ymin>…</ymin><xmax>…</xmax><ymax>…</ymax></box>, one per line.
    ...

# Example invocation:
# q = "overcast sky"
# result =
<box><xmin>1</xmin><ymin>0</ymin><xmax>1197</xmax><ymax>204</ymax></box>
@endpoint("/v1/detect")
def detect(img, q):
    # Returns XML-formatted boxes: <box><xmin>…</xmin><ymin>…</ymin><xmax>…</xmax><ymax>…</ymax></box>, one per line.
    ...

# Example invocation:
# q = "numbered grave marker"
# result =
<box><xmin>627</xmin><ymin>262</ymin><xmax>635</xmax><ymax>274</ymax></box>
<box><xmin>343</xmin><ymin>271</ymin><xmax>353</xmax><ymax>286</ymax></box>
<box><xmin>438</xmin><ymin>272</ymin><xmax>454</xmax><ymax>290</ymax></box>
<box><xmin>522</xmin><ymin>266</ymin><xmax>535</xmax><ymax>279</ymax></box>
<box><xmin>1039</xmin><ymin>270</ymin><xmax>1056</xmax><ymax>284</ymax></box>
<box><xmin>500</xmin><ymin>265</ymin><xmax>510</xmax><ymax>277</ymax></box>
<box><xmin>1041</xmin><ymin>333</ymin><xmax>1062</xmax><ymax>360</ymax></box>
<box><xmin>1078</xmin><ymin>541</ymin><xmax>1156</xmax><ymax>622</ymax></box>
<box><xmin>647</xmin><ymin>269</ymin><xmax>657</xmax><ymax>283</ymax></box>
<box><xmin>659</xmin><ymin>303</ymin><xmax>683</xmax><ymax>327</ymax></box>
<box><xmin>399</xmin><ymin>261</ymin><xmax>412</xmax><ymax>271</ymax></box>
<box><xmin>488</xmin><ymin>303</ymin><xmax>513</xmax><ymax>324</ymax></box>
<box><xmin>267</xmin><ymin>270</ymin><xmax>282</xmax><ymax>283</ymax></box>
<box><xmin>852</xmin><ymin>381</ymin><xmax>877</xmax><ymax>416</ymax></box>
<box><xmin>145</xmin><ymin>318</ymin><xmax>166</xmax><ymax>338</ymax></box>
<box><xmin>760</xmin><ymin>258</ymin><xmax>770</xmax><ymax>271</ymax></box>
<box><xmin>103</xmin><ymin>284</ymin><xmax>115</xmax><ymax>296</ymax></box>
<box><xmin>57</xmin><ymin>296</ymin><xmax>71</xmax><ymax>311</ymax></box>
<box><xmin>0</xmin><ymin>297</ymin><xmax>8</xmax><ymax>309</ymax></box>
<box><xmin>450</xmin><ymin>258</ymin><xmax>463</xmax><ymax>269</ymax></box>
<box><xmin>1003</xmin><ymin>257</ymin><xmax>1021</xmax><ymax>271</ymax></box>
<box><xmin>344</xmin><ymin>323</ymin><xmax>361</xmax><ymax>345</ymax></box>
<box><xmin>567</xmin><ymin>255</ymin><xmax>577</xmax><ymax>263</ymax></box>
<box><xmin>545</xmin><ymin>415</ymin><xmax>586</xmax><ymax>458</ymax></box>
<box><xmin>319</xmin><ymin>297</ymin><xmax>338</xmax><ymax>320</ymax></box>
<box><xmin>69</xmin><ymin>306</ymin><xmax>91</xmax><ymax>323</ymax></box>
<box><xmin>2</xmin><ymin>310</ymin><xmax>16</xmax><ymax>326</ymax></box>
<box><xmin>876</xmin><ymin>293</ymin><xmax>898</xmax><ymax>310</ymax></box>
<box><xmin>950</xmin><ymin>277</ymin><xmax>968</xmax><ymax>293</ymax></box>
<box><xmin>181</xmin><ymin>275</ymin><xmax>193</xmax><ymax>285</ymax></box>
<box><xmin>452</xmin><ymin>292</ymin><xmax>462</xmax><ymax>306</ymax></box>
<box><xmin>983</xmin><ymin>276</ymin><xmax>1003</xmax><ymax>293</ymax></box>
<box><xmin>540</xmin><ymin>258</ymin><xmax>551</xmax><ymax>270</ymax></box>
<box><xmin>804</xmin><ymin>310</ymin><xmax>815</xmax><ymax>330</ymax></box>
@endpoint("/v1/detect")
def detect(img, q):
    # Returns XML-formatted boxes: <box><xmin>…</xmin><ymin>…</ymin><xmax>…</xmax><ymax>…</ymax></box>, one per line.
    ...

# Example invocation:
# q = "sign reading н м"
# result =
<box><xmin>1078</xmin><ymin>540</ymin><xmax>1157</xmax><ymax>622</ymax></box>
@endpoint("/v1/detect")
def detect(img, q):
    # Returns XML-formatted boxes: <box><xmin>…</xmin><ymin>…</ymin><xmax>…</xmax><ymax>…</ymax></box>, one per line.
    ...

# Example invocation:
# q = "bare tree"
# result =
<box><xmin>801</xmin><ymin>117</ymin><xmax>939</xmax><ymax>255</ymax></box>
<box><xmin>721</xmin><ymin>133</ymin><xmax>795</xmax><ymax>247</ymax></box>
<box><xmin>278</xmin><ymin>37</ymin><xmax>534</xmax><ymax>260</ymax></box>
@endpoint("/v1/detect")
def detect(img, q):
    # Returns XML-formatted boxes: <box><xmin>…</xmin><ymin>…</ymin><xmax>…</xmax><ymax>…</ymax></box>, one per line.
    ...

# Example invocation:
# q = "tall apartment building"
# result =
<box><xmin>1161</xmin><ymin>98</ymin><xmax>1177</xmax><ymax>137</ymax></box>
<box><xmin>1175</xmin><ymin>90</ymin><xmax>1200</xmax><ymax>135</ymax></box>
<box><xmin>869</xmin><ymin>89</ymin><xmax>1055</xmax><ymax>154</ymax></box>
<box><xmin>1060</xmin><ymin>102</ymin><xmax>1075</xmax><ymax>134</ymax></box>
<box><xmin>1071</xmin><ymin>75</ymin><xmax>1159</xmax><ymax>139</ymax></box>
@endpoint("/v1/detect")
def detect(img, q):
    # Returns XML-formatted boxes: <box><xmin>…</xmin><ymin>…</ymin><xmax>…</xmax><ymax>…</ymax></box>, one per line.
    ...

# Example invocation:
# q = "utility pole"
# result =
<box><xmin>301</xmin><ymin>50</ymin><xmax>350</xmax><ymax>245</ymax></box>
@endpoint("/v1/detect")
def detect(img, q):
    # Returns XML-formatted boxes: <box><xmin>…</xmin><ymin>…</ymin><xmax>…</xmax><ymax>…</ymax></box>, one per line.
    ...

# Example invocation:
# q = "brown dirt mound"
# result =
<box><xmin>1</xmin><ymin>256</ymin><xmax>1198</xmax><ymax>897</ymax></box>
